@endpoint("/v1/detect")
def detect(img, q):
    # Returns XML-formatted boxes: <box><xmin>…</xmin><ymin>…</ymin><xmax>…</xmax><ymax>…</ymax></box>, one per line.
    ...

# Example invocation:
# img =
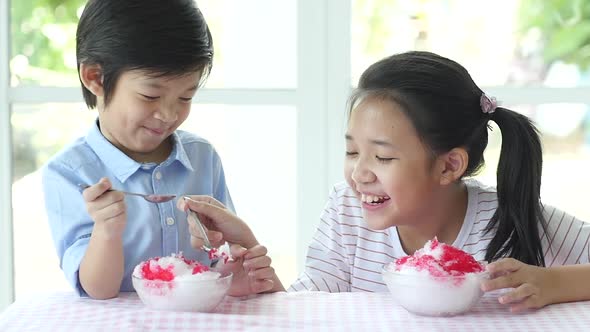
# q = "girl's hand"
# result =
<box><xmin>82</xmin><ymin>177</ymin><xmax>127</xmax><ymax>239</ymax></box>
<box><xmin>481</xmin><ymin>258</ymin><xmax>556</xmax><ymax>312</ymax></box>
<box><xmin>178</xmin><ymin>195</ymin><xmax>258</xmax><ymax>249</ymax></box>
<box><xmin>218</xmin><ymin>244</ymin><xmax>277</xmax><ymax>296</ymax></box>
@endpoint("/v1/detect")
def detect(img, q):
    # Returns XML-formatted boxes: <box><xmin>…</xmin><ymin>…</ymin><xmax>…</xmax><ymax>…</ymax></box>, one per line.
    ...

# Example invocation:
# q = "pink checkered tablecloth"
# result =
<box><xmin>1</xmin><ymin>290</ymin><xmax>589</xmax><ymax>331</ymax></box>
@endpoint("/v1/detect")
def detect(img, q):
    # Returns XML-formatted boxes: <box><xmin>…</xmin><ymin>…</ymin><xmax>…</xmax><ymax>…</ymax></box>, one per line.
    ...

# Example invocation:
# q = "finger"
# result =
<box><xmin>486</xmin><ymin>258</ymin><xmax>523</xmax><ymax>275</ymax></box>
<box><xmin>229</xmin><ymin>243</ymin><xmax>248</xmax><ymax>258</ymax></box>
<box><xmin>243</xmin><ymin>256</ymin><xmax>272</xmax><ymax>271</ymax></box>
<box><xmin>250</xmin><ymin>279</ymin><xmax>274</xmax><ymax>294</ymax></box>
<box><xmin>207</xmin><ymin>231</ymin><xmax>224</xmax><ymax>247</ymax></box>
<box><xmin>243</xmin><ymin>245</ymin><xmax>268</xmax><ymax>259</ymax></box>
<box><xmin>180</xmin><ymin>195</ymin><xmax>226</xmax><ymax>211</ymax></box>
<box><xmin>481</xmin><ymin>270</ymin><xmax>524</xmax><ymax>292</ymax></box>
<box><xmin>190</xmin><ymin>234</ymin><xmax>205</xmax><ymax>249</ymax></box>
<box><xmin>182</xmin><ymin>198</ymin><xmax>234</xmax><ymax>225</ymax></box>
<box><xmin>216</xmin><ymin>259</ymin><xmax>239</xmax><ymax>274</ymax></box>
<box><xmin>82</xmin><ymin>177</ymin><xmax>112</xmax><ymax>201</ymax></box>
<box><xmin>87</xmin><ymin>190</ymin><xmax>125</xmax><ymax>212</ymax></box>
<box><xmin>248</xmin><ymin>266</ymin><xmax>276</xmax><ymax>280</ymax></box>
<box><xmin>498</xmin><ymin>284</ymin><xmax>537</xmax><ymax>305</ymax></box>
<box><xmin>509</xmin><ymin>295</ymin><xmax>543</xmax><ymax>313</ymax></box>
<box><xmin>187</xmin><ymin>212</ymin><xmax>209</xmax><ymax>234</ymax></box>
<box><xmin>92</xmin><ymin>200</ymin><xmax>127</xmax><ymax>222</ymax></box>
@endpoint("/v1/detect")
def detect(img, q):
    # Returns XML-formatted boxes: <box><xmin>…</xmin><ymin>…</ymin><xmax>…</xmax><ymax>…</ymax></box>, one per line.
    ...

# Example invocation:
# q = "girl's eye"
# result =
<box><xmin>345</xmin><ymin>151</ymin><xmax>358</xmax><ymax>157</ymax></box>
<box><xmin>140</xmin><ymin>94</ymin><xmax>159</xmax><ymax>100</ymax></box>
<box><xmin>376</xmin><ymin>156</ymin><xmax>395</xmax><ymax>163</ymax></box>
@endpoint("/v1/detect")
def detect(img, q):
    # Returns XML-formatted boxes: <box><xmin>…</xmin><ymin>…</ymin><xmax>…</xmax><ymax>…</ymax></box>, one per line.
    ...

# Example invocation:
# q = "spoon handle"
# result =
<box><xmin>185</xmin><ymin>202</ymin><xmax>213</xmax><ymax>248</ymax></box>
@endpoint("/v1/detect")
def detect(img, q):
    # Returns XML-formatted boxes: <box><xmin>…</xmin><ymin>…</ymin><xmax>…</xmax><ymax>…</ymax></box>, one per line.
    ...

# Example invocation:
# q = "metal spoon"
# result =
<box><xmin>184</xmin><ymin>197</ymin><xmax>220</xmax><ymax>267</ymax></box>
<box><xmin>77</xmin><ymin>184</ymin><xmax>176</xmax><ymax>203</ymax></box>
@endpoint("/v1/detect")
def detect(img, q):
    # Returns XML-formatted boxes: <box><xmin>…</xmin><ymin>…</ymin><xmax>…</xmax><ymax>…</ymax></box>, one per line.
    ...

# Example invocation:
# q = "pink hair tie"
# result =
<box><xmin>480</xmin><ymin>93</ymin><xmax>498</xmax><ymax>114</ymax></box>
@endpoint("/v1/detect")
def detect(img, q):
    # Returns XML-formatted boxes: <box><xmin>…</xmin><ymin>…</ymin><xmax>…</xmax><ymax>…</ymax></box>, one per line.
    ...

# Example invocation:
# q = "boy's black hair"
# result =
<box><xmin>76</xmin><ymin>0</ymin><xmax>213</xmax><ymax>108</ymax></box>
<box><xmin>351</xmin><ymin>51</ymin><xmax>547</xmax><ymax>266</ymax></box>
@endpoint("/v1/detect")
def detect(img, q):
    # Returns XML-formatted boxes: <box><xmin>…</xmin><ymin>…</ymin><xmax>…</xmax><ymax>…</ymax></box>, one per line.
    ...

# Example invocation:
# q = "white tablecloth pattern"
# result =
<box><xmin>1</xmin><ymin>290</ymin><xmax>589</xmax><ymax>331</ymax></box>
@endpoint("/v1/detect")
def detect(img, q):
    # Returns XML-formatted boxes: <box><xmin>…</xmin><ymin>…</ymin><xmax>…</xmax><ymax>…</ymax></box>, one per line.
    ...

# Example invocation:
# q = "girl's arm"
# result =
<box><xmin>546</xmin><ymin>264</ymin><xmax>590</xmax><ymax>304</ymax></box>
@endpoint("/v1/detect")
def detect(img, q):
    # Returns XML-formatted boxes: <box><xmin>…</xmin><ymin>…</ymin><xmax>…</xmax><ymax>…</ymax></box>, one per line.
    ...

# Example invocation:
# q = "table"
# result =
<box><xmin>1</xmin><ymin>291</ymin><xmax>589</xmax><ymax>331</ymax></box>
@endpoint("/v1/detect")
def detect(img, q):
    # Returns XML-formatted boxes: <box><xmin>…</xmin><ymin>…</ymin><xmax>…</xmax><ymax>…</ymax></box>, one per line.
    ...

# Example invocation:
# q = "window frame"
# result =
<box><xmin>3</xmin><ymin>0</ymin><xmax>590</xmax><ymax>311</ymax></box>
<box><xmin>1</xmin><ymin>0</ymin><xmax>15</xmax><ymax>312</ymax></box>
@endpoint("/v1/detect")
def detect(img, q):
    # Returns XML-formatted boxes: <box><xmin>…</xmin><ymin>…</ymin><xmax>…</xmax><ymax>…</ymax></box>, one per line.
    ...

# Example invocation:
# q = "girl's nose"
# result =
<box><xmin>351</xmin><ymin>159</ymin><xmax>376</xmax><ymax>184</ymax></box>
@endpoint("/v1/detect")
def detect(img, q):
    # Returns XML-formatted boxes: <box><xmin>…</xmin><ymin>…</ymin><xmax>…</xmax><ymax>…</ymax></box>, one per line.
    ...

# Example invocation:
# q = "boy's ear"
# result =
<box><xmin>79</xmin><ymin>63</ymin><xmax>104</xmax><ymax>97</ymax></box>
<box><xmin>436</xmin><ymin>147</ymin><xmax>469</xmax><ymax>185</ymax></box>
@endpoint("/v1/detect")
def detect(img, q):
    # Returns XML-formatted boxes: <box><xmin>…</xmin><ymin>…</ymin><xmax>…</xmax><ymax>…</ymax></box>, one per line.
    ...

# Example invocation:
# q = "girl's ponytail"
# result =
<box><xmin>484</xmin><ymin>107</ymin><xmax>547</xmax><ymax>266</ymax></box>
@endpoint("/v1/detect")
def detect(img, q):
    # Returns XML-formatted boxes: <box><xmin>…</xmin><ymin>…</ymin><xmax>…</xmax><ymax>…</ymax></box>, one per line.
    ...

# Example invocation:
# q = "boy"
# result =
<box><xmin>43</xmin><ymin>0</ymin><xmax>275</xmax><ymax>299</ymax></box>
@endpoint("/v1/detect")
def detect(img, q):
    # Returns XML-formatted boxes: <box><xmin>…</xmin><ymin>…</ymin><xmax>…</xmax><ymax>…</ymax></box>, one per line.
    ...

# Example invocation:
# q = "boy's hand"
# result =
<box><xmin>481</xmin><ymin>258</ymin><xmax>555</xmax><ymax>312</ymax></box>
<box><xmin>218</xmin><ymin>244</ymin><xmax>277</xmax><ymax>297</ymax></box>
<box><xmin>82</xmin><ymin>177</ymin><xmax>127</xmax><ymax>239</ymax></box>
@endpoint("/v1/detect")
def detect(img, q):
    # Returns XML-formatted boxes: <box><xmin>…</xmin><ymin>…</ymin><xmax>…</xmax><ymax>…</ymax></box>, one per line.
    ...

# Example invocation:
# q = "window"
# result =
<box><xmin>3</xmin><ymin>0</ymin><xmax>590</xmax><ymax>310</ymax></box>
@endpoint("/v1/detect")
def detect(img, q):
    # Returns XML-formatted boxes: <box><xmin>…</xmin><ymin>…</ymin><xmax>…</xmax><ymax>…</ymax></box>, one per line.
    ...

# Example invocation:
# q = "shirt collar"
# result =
<box><xmin>163</xmin><ymin>131</ymin><xmax>194</xmax><ymax>172</ymax></box>
<box><xmin>85</xmin><ymin>121</ymin><xmax>193</xmax><ymax>183</ymax></box>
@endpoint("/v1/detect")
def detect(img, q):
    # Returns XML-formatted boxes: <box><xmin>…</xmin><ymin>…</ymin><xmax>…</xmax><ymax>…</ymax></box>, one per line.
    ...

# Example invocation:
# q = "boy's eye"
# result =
<box><xmin>140</xmin><ymin>94</ymin><xmax>159</xmax><ymax>100</ymax></box>
<box><xmin>179</xmin><ymin>97</ymin><xmax>193</xmax><ymax>102</ymax></box>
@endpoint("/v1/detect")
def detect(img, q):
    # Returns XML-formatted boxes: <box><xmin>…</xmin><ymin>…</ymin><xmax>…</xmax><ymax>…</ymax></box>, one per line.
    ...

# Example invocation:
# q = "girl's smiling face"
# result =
<box><xmin>97</xmin><ymin>69</ymin><xmax>201</xmax><ymax>163</ymax></box>
<box><xmin>344</xmin><ymin>98</ymin><xmax>443</xmax><ymax>230</ymax></box>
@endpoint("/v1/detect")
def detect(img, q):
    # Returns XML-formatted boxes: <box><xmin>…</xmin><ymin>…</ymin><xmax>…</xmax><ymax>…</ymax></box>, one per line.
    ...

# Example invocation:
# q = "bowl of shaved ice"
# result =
<box><xmin>132</xmin><ymin>253</ymin><xmax>232</xmax><ymax>312</ymax></box>
<box><xmin>382</xmin><ymin>238</ymin><xmax>489</xmax><ymax>316</ymax></box>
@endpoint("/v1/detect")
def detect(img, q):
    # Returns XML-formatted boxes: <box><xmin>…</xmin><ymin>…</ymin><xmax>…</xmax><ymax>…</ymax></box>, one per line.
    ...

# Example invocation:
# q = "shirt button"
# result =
<box><xmin>166</xmin><ymin>217</ymin><xmax>175</xmax><ymax>226</ymax></box>
<box><xmin>155</xmin><ymin>172</ymin><xmax>162</xmax><ymax>180</ymax></box>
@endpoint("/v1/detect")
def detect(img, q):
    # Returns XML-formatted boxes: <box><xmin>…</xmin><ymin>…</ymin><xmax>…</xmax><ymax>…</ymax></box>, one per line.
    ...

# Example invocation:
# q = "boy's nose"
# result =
<box><xmin>154</xmin><ymin>106</ymin><xmax>178</xmax><ymax>123</ymax></box>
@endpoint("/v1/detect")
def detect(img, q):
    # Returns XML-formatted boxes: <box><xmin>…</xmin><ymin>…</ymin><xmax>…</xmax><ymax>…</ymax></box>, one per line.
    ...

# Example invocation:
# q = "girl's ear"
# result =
<box><xmin>436</xmin><ymin>147</ymin><xmax>469</xmax><ymax>185</ymax></box>
<box><xmin>79</xmin><ymin>63</ymin><xmax>104</xmax><ymax>98</ymax></box>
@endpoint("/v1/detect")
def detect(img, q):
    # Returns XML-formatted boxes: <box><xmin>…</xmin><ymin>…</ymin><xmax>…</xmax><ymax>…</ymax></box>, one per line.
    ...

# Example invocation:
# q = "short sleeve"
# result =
<box><xmin>42</xmin><ymin>162</ymin><xmax>94</xmax><ymax>296</ymax></box>
<box><xmin>542</xmin><ymin>205</ymin><xmax>590</xmax><ymax>266</ymax></box>
<box><xmin>211</xmin><ymin>148</ymin><xmax>235</xmax><ymax>213</ymax></box>
<box><xmin>288</xmin><ymin>186</ymin><xmax>352</xmax><ymax>292</ymax></box>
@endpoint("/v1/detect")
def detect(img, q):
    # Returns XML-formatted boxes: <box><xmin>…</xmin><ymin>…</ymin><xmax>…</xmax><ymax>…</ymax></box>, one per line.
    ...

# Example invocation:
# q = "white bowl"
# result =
<box><xmin>132</xmin><ymin>271</ymin><xmax>232</xmax><ymax>312</ymax></box>
<box><xmin>382</xmin><ymin>266</ymin><xmax>488</xmax><ymax>316</ymax></box>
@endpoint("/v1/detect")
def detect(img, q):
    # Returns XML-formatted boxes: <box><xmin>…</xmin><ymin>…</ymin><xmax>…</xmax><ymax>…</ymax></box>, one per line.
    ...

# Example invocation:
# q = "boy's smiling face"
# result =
<box><xmin>93</xmin><ymin>69</ymin><xmax>201</xmax><ymax>163</ymax></box>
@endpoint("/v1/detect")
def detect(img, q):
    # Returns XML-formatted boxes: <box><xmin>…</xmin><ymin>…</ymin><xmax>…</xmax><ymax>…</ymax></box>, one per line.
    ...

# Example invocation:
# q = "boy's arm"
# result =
<box><xmin>79</xmin><ymin>226</ymin><xmax>125</xmax><ymax>299</ymax></box>
<box><xmin>78</xmin><ymin>178</ymin><xmax>127</xmax><ymax>299</ymax></box>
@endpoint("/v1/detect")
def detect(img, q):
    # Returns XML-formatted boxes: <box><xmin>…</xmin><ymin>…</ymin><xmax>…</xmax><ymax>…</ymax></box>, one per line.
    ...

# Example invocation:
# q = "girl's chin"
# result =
<box><xmin>362</xmin><ymin>215</ymin><xmax>395</xmax><ymax>231</ymax></box>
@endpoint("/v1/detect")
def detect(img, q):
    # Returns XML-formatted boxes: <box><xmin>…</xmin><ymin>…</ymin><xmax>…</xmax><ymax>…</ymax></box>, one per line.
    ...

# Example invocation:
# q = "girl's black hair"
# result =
<box><xmin>351</xmin><ymin>51</ymin><xmax>547</xmax><ymax>266</ymax></box>
<box><xmin>76</xmin><ymin>0</ymin><xmax>214</xmax><ymax>108</ymax></box>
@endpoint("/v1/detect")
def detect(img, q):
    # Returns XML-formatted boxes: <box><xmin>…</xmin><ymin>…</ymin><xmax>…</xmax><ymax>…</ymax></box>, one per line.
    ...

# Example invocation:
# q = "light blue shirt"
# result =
<box><xmin>42</xmin><ymin>121</ymin><xmax>234</xmax><ymax>295</ymax></box>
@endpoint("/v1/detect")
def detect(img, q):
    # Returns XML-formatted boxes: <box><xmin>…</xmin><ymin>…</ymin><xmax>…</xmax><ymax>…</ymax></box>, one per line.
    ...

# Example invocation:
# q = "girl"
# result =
<box><xmin>288</xmin><ymin>51</ymin><xmax>590</xmax><ymax>312</ymax></box>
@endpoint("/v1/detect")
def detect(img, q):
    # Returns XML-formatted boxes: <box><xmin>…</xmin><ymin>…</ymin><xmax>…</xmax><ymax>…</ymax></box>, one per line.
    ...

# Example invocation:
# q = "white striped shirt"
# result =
<box><xmin>288</xmin><ymin>179</ymin><xmax>590</xmax><ymax>293</ymax></box>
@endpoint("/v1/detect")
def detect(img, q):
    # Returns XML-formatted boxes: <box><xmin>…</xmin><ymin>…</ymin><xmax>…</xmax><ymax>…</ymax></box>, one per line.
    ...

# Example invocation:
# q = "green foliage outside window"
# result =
<box><xmin>519</xmin><ymin>0</ymin><xmax>590</xmax><ymax>71</ymax></box>
<box><xmin>11</xmin><ymin>0</ymin><xmax>85</xmax><ymax>85</ymax></box>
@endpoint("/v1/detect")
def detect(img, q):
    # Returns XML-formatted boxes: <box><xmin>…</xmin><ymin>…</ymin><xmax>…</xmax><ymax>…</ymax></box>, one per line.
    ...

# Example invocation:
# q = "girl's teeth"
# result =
<box><xmin>362</xmin><ymin>194</ymin><xmax>380</xmax><ymax>203</ymax></box>
<box><xmin>361</xmin><ymin>194</ymin><xmax>391</xmax><ymax>203</ymax></box>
